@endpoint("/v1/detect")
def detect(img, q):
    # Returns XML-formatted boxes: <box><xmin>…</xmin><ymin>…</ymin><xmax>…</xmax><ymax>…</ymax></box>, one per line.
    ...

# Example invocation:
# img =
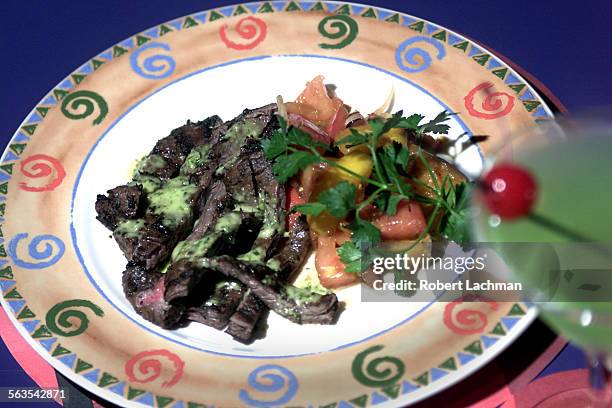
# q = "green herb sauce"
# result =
<box><xmin>237</xmin><ymin>247</ymin><xmax>266</xmax><ymax>263</ymax></box>
<box><xmin>283</xmin><ymin>282</ymin><xmax>330</xmax><ymax>305</ymax></box>
<box><xmin>237</xmin><ymin>192</ymin><xmax>283</xmax><ymax>264</ymax></box>
<box><xmin>129</xmin><ymin>175</ymin><xmax>162</xmax><ymax>194</ymax></box>
<box><xmin>171</xmin><ymin>212</ymin><xmax>243</xmax><ymax>263</ymax></box>
<box><xmin>180</xmin><ymin>144</ymin><xmax>211</xmax><ymax>175</ymax></box>
<box><xmin>171</xmin><ymin>234</ymin><xmax>219</xmax><ymax>262</ymax></box>
<box><xmin>133</xmin><ymin>154</ymin><xmax>167</xmax><ymax>176</ymax></box>
<box><xmin>115</xmin><ymin>219</ymin><xmax>145</xmax><ymax>238</ymax></box>
<box><xmin>148</xmin><ymin>176</ymin><xmax>198</xmax><ymax>229</ymax></box>
<box><xmin>215</xmin><ymin>119</ymin><xmax>268</xmax><ymax>175</ymax></box>
<box><xmin>265</xmin><ymin>258</ymin><xmax>281</xmax><ymax>271</ymax></box>
<box><xmin>214</xmin><ymin>212</ymin><xmax>242</xmax><ymax>234</ymax></box>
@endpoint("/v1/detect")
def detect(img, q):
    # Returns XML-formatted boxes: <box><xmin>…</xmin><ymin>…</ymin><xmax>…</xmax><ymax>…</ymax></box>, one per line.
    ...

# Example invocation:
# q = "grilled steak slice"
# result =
<box><xmin>210</xmin><ymin>257</ymin><xmax>338</xmax><ymax>325</ymax></box>
<box><xmin>223</xmin><ymin>216</ymin><xmax>311</xmax><ymax>340</ymax></box>
<box><xmin>164</xmin><ymin>110</ymin><xmax>280</xmax><ymax>305</ymax></box>
<box><xmin>191</xmin><ymin>180</ymin><xmax>229</xmax><ymax>238</ymax></box>
<box><xmin>270</xmin><ymin>216</ymin><xmax>311</xmax><ymax>279</ymax></box>
<box><xmin>114</xmin><ymin>217</ymin><xmax>178</xmax><ymax>270</ymax></box>
<box><xmin>95</xmin><ymin>184</ymin><xmax>145</xmax><ymax>230</ymax></box>
<box><xmin>122</xmin><ymin>263</ymin><xmax>184</xmax><ymax>329</ymax></box>
<box><xmin>224</xmin><ymin>146</ymin><xmax>286</xmax><ymax>262</ymax></box>
<box><xmin>225</xmin><ymin>291</ymin><xmax>265</xmax><ymax>342</ymax></box>
<box><xmin>191</xmin><ymin>105</ymin><xmax>278</xmax><ymax>185</ymax></box>
<box><xmin>96</xmin><ymin>116</ymin><xmax>224</xmax><ymax>230</ymax></box>
<box><xmin>150</xmin><ymin>116</ymin><xmax>224</xmax><ymax>177</ymax></box>
<box><xmin>159</xmin><ymin>109</ymin><xmax>279</xmax><ymax>333</ymax></box>
<box><xmin>187</xmin><ymin>280</ymin><xmax>245</xmax><ymax>330</ymax></box>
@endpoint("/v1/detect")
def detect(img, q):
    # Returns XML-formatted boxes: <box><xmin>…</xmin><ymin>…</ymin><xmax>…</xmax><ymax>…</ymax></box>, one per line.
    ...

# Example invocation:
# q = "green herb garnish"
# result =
<box><xmin>263</xmin><ymin>111</ymin><xmax>472</xmax><ymax>273</ymax></box>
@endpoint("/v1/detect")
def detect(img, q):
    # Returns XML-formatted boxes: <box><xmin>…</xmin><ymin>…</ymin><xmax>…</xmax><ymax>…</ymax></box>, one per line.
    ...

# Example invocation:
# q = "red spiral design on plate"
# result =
<box><xmin>219</xmin><ymin>16</ymin><xmax>267</xmax><ymax>50</ymax></box>
<box><xmin>464</xmin><ymin>82</ymin><xmax>515</xmax><ymax>119</ymax></box>
<box><xmin>124</xmin><ymin>349</ymin><xmax>185</xmax><ymax>388</ymax></box>
<box><xmin>19</xmin><ymin>154</ymin><xmax>66</xmax><ymax>192</ymax></box>
<box><xmin>443</xmin><ymin>294</ymin><xmax>499</xmax><ymax>335</ymax></box>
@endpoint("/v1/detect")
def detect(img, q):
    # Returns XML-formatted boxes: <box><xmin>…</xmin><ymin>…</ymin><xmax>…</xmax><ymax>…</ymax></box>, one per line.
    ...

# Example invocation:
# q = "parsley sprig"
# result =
<box><xmin>262</xmin><ymin>111</ymin><xmax>472</xmax><ymax>274</ymax></box>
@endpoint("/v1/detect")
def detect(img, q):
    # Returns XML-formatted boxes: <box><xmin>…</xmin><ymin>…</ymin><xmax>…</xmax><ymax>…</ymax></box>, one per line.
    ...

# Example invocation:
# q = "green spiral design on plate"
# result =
<box><xmin>351</xmin><ymin>345</ymin><xmax>405</xmax><ymax>388</ymax></box>
<box><xmin>45</xmin><ymin>299</ymin><xmax>105</xmax><ymax>337</ymax></box>
<box><xmin>318</xmin><ymin>15</ymin><xmax>358</xmax><ymax>49</ymax></box>
<box><xmin>60</xmin><ymin>90</ymin><xmax>108</xmax><ymax>125</ymax></box>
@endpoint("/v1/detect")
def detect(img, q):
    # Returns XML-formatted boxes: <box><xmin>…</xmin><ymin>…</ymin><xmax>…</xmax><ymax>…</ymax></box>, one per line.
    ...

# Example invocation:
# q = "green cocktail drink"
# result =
<box><xmin>473</xmin><ymin>125</ymin><xmax>612</xmax><ymax>354</ymax></box>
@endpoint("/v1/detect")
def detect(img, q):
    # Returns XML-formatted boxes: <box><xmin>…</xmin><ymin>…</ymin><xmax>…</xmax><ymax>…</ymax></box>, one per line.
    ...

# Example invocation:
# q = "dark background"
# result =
<box><xmin>1</xmin><ymin>0</ymin><xmax>611</xmax><ymax>144</ymax></box>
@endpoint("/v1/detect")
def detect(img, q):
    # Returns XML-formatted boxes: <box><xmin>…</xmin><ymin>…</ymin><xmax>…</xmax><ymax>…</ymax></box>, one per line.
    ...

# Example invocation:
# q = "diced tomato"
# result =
<box><xmin>292</xmin><ymin>75</ymin><xmax>342</xmax><ymax>125</ymax></box>
<box><xmin>326</xmin><ymin>105</ymin><xmax>349</xmax><ymax>140</ymax></box>
<box><xmin>315</xmin><ymin>234</ymin><xmax>360</xmax><ymax>289</ymax></box>
<box><xmin>358</xmin><ymin>203</ymin><xmax>376</xmax><ymax>220</ymax></box>
<box><xmin>371</xmin><ymin>200</ymin><xmax>427</xmax><ymax>241</ymax></box>
<box><xmin>285</xmin><ymin>102</ymin><xmax>319</xmax><ymax>121</ymax></box>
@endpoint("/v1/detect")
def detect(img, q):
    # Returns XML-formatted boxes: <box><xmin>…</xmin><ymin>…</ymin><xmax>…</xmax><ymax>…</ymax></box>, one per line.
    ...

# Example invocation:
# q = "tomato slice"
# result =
<box><xmin>293</xmin><ymin>75</ymin><xmax>341</xmax><ymax>124</ymax></box>
<box><xmin>315</xmin><ymin>234</ymin><xmax>360</xmax><ymax>289</ymax></box>
<box><xmin>326</xmin><ymin>105</ymin><xmax>349</xmax><ymax>141</ymax></box>
<box><xmin>371</xmin><ymin>200</ymin><xmax>427</xmax><ymax>241</ymax></box>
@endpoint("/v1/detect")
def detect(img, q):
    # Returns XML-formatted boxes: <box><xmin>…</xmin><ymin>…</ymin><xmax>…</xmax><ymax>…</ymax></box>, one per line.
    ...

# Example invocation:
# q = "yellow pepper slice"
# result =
<box><xmin>308</xmin><ymin>151</ymin><xmax>373</xmax><ymax>235</ymax></box>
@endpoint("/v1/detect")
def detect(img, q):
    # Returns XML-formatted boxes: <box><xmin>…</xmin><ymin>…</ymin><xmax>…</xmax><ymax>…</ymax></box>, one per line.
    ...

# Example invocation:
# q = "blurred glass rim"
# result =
<box><xmin>480</xmin><ymin>106</ymin><xmax>612</xmax><ymax>172</ymax></box>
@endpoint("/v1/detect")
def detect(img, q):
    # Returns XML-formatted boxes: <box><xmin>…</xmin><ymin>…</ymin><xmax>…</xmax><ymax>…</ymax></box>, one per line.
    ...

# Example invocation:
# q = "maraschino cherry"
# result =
<box><xmin>479</xmin><ymin>163</ymin><xmax>538</xmax><ymax>220</ymax></box>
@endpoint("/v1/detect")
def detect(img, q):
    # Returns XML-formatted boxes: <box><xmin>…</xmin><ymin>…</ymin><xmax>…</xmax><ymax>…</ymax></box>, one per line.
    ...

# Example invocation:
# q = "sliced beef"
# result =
<box><xmin>151</xmin><ymin>116</ymin><xmax>224</xmax><ymax>176</ymax></box>
<box><xmin>223</xmin><ymin>146</ymin><xmax>286</xmax><ymax>261</ymax></box>
<box><xmin>96</xmin><ymin>114</ymin><xmax>222</xmax><ymax>237</ymax></box>
<box><xmin>225</xmin><ymin>291</ymin><xmax>265</xmax><ymax>342</ymax></box>
<box><xmin>153</xmin><ymin>108</ymin><xmax>278</xmax><ymax>330</ymax></box>
<box><xmin>270</xmin><ymin>215</ymin><xmax>312</xmax><ymax>280</ymax></box>
<box><xmin>113</xmin><ymin>217</ymin><xmax>167</xmax><ymax>270</ymax></box>
<box><xmin>222</xmin><ymin>216</ymin><xmax>312</xmax><ymax>340</ymax></box>
<box><xmin>190</xmin><ymin>180</ymin><xmax>230</xmax><ymax>240</ymax></box>
<box><xmin>122</xmin><ymin>263</ymin><xmax>184</xmax><ymax>329</ymax></box>
<box><xmin>95</xmin><ymin>184</ymin><xmax>144</xmax><ymax>230</ymax></box>
<box><xmin>210</xmin><ymin>257</ymin><xmax>338</xmax><ymax>325</ymax></box>
<box><xmin>101</xmin><ymin>104</ymin><xmax>337</xmax><ymax>340</ymax></box>
<box><xmin>187</xmin><ymin>280</ymin><xmax>245</xmax><ymax>330</ymax></box>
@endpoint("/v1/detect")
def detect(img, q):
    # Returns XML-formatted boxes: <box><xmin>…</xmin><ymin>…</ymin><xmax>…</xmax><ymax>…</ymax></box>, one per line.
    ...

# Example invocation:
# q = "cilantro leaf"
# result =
<box><xmin>438</xmin><ymin>182</ymin><xmax>472</xmax><ymax>244</ymax></box>
<box><xmin>419</xmin><ymin>111</ymin><xmax>453</xmax><ymax>135</ymax></box>
<box><xmin>378</xmin><ymin>143</ymin><xmax>413</xmax><ymax>196</ymax></box>
<box><xmin>396</xmin><ymin>113</ymin><xmax>425</xmax><ymax>130</ymax></box>
<box><xmin>337</xmin><ymin>241</ymin><xmax>363</xmax><ymax>273</ymax></box>
<box><xmin>349</xmin><ymin>218</ymin><xmax>381</xmax><ymax>245</ymax></box>
<box><xmin>262</xmin><ymin>128</ymin><xmax>288</xmax><ymax>159</ymax></box>
<box><xmin>368</xmin><ymin>111</ymin><xmax>405</xmax><ymax>143</ymax></box>
<box><xmin>272</xmin><ymin>151</ymin><xmax>318</xmax><ymax>183</ymax></box>
<box><xmin>385</xmin><ymin>194</ymin><xmax>404</xmax><ymax>216</ymax></box>
<box><xmin>292</xmin><ymin>202</ymin><xmax>326</xmax><ymax>216</ymax></box>
<box><xmin>286</xmin><ymin>127</ymin><xmax>329</xmax><ymax>150</ymax></box>
<box><xmin>335</xmin><ymin>128</ymin><xmax>369</xmax><ymax>147</ymax></box>
<box><xmin>318</xmin><ymin>181</ymin><xmax>357</xmax><ymax>218</ymax></box>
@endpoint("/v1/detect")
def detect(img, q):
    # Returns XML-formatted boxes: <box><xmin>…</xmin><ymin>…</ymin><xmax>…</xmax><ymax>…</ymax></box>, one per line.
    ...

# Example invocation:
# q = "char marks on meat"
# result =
<box><xmin>96</xmin><ymin>104</ymin><xmax>340</xmax><ymax>342</ymax></box>
<box><xmin>225</xmin><ymin>291</ymin><xmax>266</xmax><ymax>342</ymax></box>
<box><xmin>95</xmin><ymin>184</ymin><xmax>145</xmax><ymax>230</ymax></box>
<box><xmin>210</xmin><ymin>257</ymin><xmax>338</xmax><ymax>325</ymax></box>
